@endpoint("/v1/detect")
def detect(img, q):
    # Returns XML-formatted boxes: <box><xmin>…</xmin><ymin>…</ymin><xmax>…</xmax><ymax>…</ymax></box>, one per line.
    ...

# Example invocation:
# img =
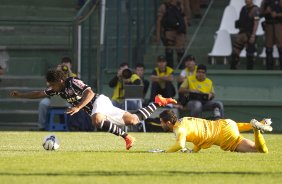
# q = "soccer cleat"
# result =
<box><xmin>124</xmin><ymin>135</ymin><xmax>135</xmax><ymax>150</ymax></box>
<box><xmin>260</xmin><ymin>118</ymin><xmax>272</xmax><ymax>126</ymax></box>
<box><xmin>250</xmin><ymin>119</ymin><xmax>273</xmax><ymax>132</ymax></box>
<box><xmin>154</xmin><ymin>94</ymin><xmax>177</xmax><ymax>106</ymax></box>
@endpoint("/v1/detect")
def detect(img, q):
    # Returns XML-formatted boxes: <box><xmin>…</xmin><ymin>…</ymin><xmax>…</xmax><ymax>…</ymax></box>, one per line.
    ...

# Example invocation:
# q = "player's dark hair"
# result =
<box><xmin>46</xmin><ymin>69</ymin><xmax>66</xmax><ymax>82</ymax></box>
<box><xmin>159</xmin><ymin>110</ymin><xmax>178</xmax><ymax>125</ymax></box>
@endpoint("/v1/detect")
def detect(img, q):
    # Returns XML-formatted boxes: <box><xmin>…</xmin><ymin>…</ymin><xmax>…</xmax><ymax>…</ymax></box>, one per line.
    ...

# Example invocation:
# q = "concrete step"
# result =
<box><xmin>0</xmin><ymin>122</ymin><xmax>38</xmax><ymax>131</ymax></box>
<box><xmin>0</xmin><ymin>75</ymin><xmax>45</xmax><ymax>87</ymax></box>
<box><xmin>0</xmin><ymin>99</ymin><xmax>40</xmax><ymax>110</ymax></box>
<box><xmin>0</xmin><ymin>110</ymin><xmax>38</xmax><ymax>123</ymax></box>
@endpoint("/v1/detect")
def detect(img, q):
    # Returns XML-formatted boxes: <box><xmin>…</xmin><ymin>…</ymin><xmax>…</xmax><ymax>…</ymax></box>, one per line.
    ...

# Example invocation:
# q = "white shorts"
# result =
<box><xmin>91</xmin><ymin>94</ymin><xmax>126</xmax><ymax>126</ymax></box>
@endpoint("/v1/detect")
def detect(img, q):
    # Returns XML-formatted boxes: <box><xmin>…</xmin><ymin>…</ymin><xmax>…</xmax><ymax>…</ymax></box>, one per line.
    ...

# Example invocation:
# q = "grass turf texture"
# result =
<box><xmin>0</xmin><ymin>132</ymin><xmax>282</xmax><ymax>184</ymax></box>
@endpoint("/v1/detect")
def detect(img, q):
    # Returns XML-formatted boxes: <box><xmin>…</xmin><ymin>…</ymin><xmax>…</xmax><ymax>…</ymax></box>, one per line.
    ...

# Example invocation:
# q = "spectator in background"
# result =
<box><xmin>177</xmin><ymin>55</ymin><xmax>197</xmax><ymax>106</ymax></box>
<box><xmin>121</xmin><ymin>68</ymin><xmax>143</xmax><ymax>111</ymax></box>
<box><xmin>37</xmin><ymin>57</ymin><xmax>76</xmax><ymax>131</ymax></box>
<box><xmin>134</xmin><ymin>63</ymin><xmax>149</xmax><ymax>98</ymax></box>
<box><xmin>230</xmin><ymin>0</ymin><xmax>260</xmax><ymax>70</ymax></box>
<box><xmin>178</xmin><ymin>64</ymin><xmax>224</xmax><ymax>119</ymax></box>
<box><xmin>109</xmin><ymin>63</ymin><xmax>129</xmax><ymax>108</ymax></box>
<box><xmin>260</xmin><ymin>0</ymin><xmax>282</xmax><ymax>70</ymax></box>
<box><xmin>156</xmin><ymin>0</ymin><xmax>187</xmax><ymax>68</ymax></box>
<box><xmin>149</xmin><ymin>55</ymin><xmax>176</xmax><ymax>103</ymax></box>
<box><xmin>121</xmin><ymin>68</ymin><xmax>142</xmax><ymax>86</ymax></box>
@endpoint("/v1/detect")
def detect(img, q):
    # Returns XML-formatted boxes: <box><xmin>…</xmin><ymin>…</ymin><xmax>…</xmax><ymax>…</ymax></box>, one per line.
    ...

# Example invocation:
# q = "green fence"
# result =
<box><xmin>75</xmin><ymin>0</ymin><xmax>162</xmax><ymax>92</ymax></box>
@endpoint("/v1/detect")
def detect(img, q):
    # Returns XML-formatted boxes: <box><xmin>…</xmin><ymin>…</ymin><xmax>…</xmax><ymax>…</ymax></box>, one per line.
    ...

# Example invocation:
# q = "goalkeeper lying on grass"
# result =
<box><xmin>156</xmin><ymin>110</ymin><xmax>272</xmax><ymax>153</ymax></box>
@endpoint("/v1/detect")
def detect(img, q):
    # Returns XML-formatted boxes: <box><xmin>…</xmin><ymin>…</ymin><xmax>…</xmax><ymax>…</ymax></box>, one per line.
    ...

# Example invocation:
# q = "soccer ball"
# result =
<box><xmin>42</xmin><ymin>134</ymin><xmax>60</xmax><ymax>151</ymax></box>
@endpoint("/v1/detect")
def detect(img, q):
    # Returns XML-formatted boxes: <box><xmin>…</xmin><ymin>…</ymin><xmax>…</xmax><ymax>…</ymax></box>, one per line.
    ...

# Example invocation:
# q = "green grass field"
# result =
<box><xmin>1</xmin><ymin>132</ymin><xmax>282</xmax><ymax>184</ymax></box>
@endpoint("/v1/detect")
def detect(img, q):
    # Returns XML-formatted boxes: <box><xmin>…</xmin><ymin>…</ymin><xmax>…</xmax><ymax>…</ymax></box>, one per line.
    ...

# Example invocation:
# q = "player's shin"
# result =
<box><xmin>253</xmin><ymin>128</ymin><xmax>268</xmax><ymax>153</ymax></box>
<box><xmin>134</xmin><ymin>103</ymin><xmax>159</xmax><ymax>121</ymax></box>
<box><xmin>99</xmin><ymin>120</ymin><xmax>127</xmax><ymax>138</ymax></box>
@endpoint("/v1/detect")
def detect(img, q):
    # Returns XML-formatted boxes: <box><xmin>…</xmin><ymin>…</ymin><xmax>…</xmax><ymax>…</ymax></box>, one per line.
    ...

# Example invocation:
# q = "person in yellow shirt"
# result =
<box><xmin>177</xmin><ymin>55</ymin><xmax>197</xmax><ymax>106</ymax></box>
<box><xmin>159</xmin><ymin>109</ymin><xmax>272</xmax><ymax>153</ymax></box>
<box><xmin>179</xmin><ymin>64</ymin><xmax>224</xmax><ymax>119</ymax></box>
<box><xmin>109</xmin><ymin>63</ymin><xmax>129</xmax><ymax>108</ymax></box>
<box><xmin>149</xmin><ymin>55</ymin><xmax>176</xmax><ymax>102</ymax></box>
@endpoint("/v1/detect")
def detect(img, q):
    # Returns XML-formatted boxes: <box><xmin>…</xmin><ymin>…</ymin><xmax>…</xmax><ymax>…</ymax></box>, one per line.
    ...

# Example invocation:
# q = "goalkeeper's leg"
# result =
<box><xmin>253</xmin><ymin>128</ymin><xmax>268</xmax><ymax>153</ymax></box>
<box><xmin>237</xmin><ymin>123</ymin><xmax>253</xmax><ymax>132</ymax></box>
<box><xmin>237</xmin><ymin>119</ymin><xmax>273</xmax><ymax>133</ymax></box>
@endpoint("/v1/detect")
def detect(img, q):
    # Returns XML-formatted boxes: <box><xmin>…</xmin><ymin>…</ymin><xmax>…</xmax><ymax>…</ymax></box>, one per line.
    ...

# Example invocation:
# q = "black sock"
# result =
<box><xmin>134</xmin><ymin>103</ymin><xmax>159</xmax><ymax>121</ymax></box>
<box><xmin>99</xmin><ymin>120</ymin><xmax>127</xmax><ymax>138</ymax></box>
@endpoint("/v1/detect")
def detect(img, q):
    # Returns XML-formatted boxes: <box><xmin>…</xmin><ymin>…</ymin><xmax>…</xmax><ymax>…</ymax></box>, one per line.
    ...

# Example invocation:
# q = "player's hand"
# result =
<box><xmin>66</xmin><ymin>106</ymin><xmax>80</xmax><ymax>116</ymax></box>
<box><xmin>208</xmin><ymin>93</ymin><xmax>213</xmax><ymax>100</ymax></box>
<box><xmin>10</xmin><ymin>91</ymin><xmax>20</xmax><ymax>98</ymax></box>
<box><xmin>181</xmin><ymin>148</ymin><xmax>193</xmax><ymax>153</ymax></box>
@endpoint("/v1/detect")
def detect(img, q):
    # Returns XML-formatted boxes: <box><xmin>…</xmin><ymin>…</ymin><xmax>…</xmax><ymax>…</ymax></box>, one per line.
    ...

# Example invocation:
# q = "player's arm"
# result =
<box><xmin>160</xmin><ymin>73</ymin><xmax>174</xmax><ymax>82</ymax></box>
<box><xmin>150</xmin><ymin>70</ymin><xmax>160</xmax><ymax>82</ymax></box>
<box><xmin>66</xmin><ymin>88</ymin><xmax>94</xmax><ymax>116</ymax></box>
<box><xmin>10</xmin><ymin>90</ymin><xmax>47</xmax><ymax>99</ymax></box>
<box><xmin>165</xmin><ymin>128</ymin><xmax>187</xmax><ymax>153</ymax></box>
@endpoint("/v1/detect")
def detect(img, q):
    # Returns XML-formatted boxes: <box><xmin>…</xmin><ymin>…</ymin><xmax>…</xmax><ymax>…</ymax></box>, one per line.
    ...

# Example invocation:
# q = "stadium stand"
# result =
<box><xmin>218</xmin><ymin>5</ymin><xmax>239</xmax><ymax>35</ymax></box>
<box><xmin>259</xmin><ymin>45</ymin><xmax>280</xmax><ymax>65</ymax></box>
<box><xmin>0</xmin><ymin>0</ymin><xmax>77</xmax><ymax>130</ymax></box>
<box><xmin>1</xmin><ymin>0</ymin><xmax>282</xmax><ymax>132</ymax></box>
<box><xmin>208</xmin><ymin>29</ymin><xmax>232</xmax><ymax>64</ymax></box>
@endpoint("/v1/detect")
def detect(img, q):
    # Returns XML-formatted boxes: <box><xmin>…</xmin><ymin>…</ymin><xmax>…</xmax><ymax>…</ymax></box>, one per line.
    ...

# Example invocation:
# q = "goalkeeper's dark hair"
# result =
<box><xmin>46</xmin><ymin>69</ymin><xmax>66</xmax><ymax>83</ymax></box>
<box><xmin>159</xmin><ymin>110</ymin><xmax>178</xmax><ymax>125</ymax></box>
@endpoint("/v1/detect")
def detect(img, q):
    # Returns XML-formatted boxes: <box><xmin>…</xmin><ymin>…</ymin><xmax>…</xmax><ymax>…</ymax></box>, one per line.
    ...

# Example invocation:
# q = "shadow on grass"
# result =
<box><xmin>0</xmin><ymin>170</ymin><xmax>281</xmax><ymax>177</ymax></box>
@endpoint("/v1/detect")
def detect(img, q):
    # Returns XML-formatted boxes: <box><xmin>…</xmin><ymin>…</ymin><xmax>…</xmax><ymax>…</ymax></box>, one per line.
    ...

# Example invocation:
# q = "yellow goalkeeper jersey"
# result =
<box><xmin>166</xmin><ymin>117</ymin><xmax>243</xmax><ymax>153</ymax></box>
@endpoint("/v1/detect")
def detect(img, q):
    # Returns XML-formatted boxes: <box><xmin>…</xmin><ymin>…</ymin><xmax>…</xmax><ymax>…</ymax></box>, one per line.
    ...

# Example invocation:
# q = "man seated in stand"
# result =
<box><xmin>178</xmin><ymin>64</ymin><xmax>224</xmax><ymax>119</ymax></box>
<box><xmin>149</xmin><ymin>55</ymin><xmax>176</xmax><ymax>103</ymax></box>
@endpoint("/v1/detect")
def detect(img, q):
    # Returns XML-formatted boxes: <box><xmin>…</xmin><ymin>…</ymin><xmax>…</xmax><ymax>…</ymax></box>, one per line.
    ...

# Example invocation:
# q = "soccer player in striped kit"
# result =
<box><xmin>10</xmin><ymin>69</ymin><xmax>177</xmax><ymax>150</ymax></box>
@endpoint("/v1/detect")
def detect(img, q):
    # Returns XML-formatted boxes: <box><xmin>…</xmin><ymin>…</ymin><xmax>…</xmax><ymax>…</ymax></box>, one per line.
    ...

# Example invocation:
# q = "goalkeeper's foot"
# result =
<box><xmin>124</xmin><ymin>135</ymin><xmax>135</xmax><ymax>150</ymax></box>
<box><xmin>154</xmin><ymin>94</ymin><xmax>177</xmax><ymax>106</ymax></box>
<box><xmin>250</xmin><ymin>119</ymin><xmax>273</xmax><ymax>132</ymax></box>
<box><xmin>260</xmin><ymin>118</ymin><xmax>272</xmax><ymax>126</ymax></box>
